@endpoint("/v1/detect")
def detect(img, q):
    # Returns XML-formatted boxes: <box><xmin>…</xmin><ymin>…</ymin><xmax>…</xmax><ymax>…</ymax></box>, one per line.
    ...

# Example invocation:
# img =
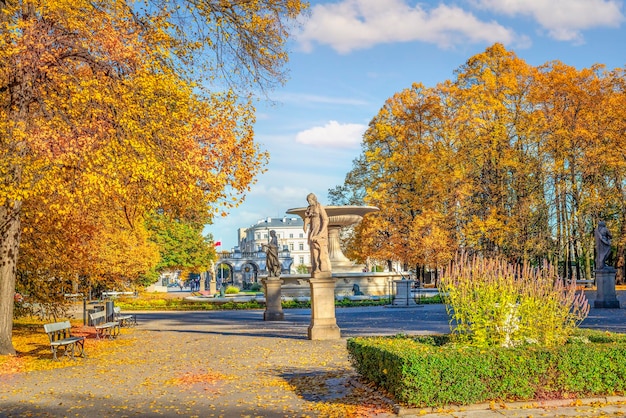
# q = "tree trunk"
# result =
<box><xmin>0</xmin><ymin>202</ymin><xmax>22</xmax><ymax>355</ymax></box>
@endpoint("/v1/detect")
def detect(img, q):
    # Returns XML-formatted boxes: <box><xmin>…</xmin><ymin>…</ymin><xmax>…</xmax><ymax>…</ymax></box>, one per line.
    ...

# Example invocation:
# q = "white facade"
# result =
<box><xmin>239</xmin><ymin>216</ymin><xmax>310</xmax><ymax>273</ymax></box>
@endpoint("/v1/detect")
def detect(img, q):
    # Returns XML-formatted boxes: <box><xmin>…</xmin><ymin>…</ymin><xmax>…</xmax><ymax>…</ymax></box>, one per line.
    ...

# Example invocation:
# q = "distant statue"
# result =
<box><xmin>303</xmin><ymin>193</ymin><xmax>331</xmax><ymax>274</ymax></box>
<box><xmin>262</xmin><ymin>230</ymin><xmax>281</xmax><ymax>278</ymax></box>
<box><xmin>352</xmin><ymin>284</ymin><xmax>364</xmax><ymax>296</ymax></box>
<box><xmin>595</xmin><ymin>220</ymin><xmax>613</xmax><ymax>270</ymax></box>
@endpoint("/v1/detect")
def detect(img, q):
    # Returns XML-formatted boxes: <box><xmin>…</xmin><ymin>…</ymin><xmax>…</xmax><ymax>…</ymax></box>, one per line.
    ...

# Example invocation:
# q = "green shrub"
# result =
<box><xmin>249</xmin><ymin>283</ymin><xmax>262</xmax><ymax>292</ymax></box>
<box><xmin>224</xmin><ymin>285</ymin><xmax>240</xmax><ymax>294</ymax></box>
<box><xmin>280</xmin><ymin>299</ymin><xmax>310</xmax><ymax>309</ymax></box>
<box><xmin>347</xmin><ymin>331</ymin><xmax>626</xmax><ymax>408</ymax></box>
<box><xmin>439</xmin><ymin>253</ymin><xmax>590</xmax><ymax>347</ymax></box>
<box><xmin>415</xmin><ymin>294</ymin><xmax>442</xmax><ymax>304</ymax></box>
<box><xmin>295</xmin><ymin>264</ymin><xmax>309</xmax><ymax>274</ymax></box>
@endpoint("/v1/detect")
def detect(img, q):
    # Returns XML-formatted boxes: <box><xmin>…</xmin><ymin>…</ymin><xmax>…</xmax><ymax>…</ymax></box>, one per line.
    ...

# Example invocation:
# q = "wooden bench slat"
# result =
<box><xmin>113</xmin><ymin>306</ymin><xmax>137</xmax><ymax>327</ymax></box>
<box><xmin>43</xmin><ymin>321</ymin><xmax>85</xmax><ymax>360</ymax></box>
<box><xmin>89</xmin><ymin>310</ymin><xmax>120</xmax><ymax>339</ymax></box>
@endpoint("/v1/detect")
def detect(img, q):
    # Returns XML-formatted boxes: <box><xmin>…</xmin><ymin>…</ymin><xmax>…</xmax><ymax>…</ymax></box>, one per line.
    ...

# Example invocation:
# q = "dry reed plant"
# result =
<box><xmin>440</xmin><ymin>252</ymin><xmax>590</xmax><ymax>347</ymax></box>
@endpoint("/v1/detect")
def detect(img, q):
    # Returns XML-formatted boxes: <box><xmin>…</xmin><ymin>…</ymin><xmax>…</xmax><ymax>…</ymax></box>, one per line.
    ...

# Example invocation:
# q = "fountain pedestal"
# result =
<box><xmin>308</xmin><ymin>273</ymin><xmax>340</xmax><ymax>340</ymax></box>
<box><xmin>263</xmin><ymin>278</ymin><xmax>285</xmax><ymax>320</ymax></box>
<box><xmin>393</xmin><ymin>280</ymin><xmax>417</xmax><ymax>307</ymax></box>
<box><xmin>594</xmin><ymin>268</ymin><xmax>620</xmax><ymax>309</ymax></box>
<box><xmin>208</xmin><ymin>277</ymin><xmax>217</xmax><ymax>295</ymax></box>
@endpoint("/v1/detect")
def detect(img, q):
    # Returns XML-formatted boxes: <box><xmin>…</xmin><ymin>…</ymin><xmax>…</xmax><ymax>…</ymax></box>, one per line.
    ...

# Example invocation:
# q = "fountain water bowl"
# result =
<box><xmin>286</xmin><ymin>205</ymin><xmax>379</xmax><ymax>272</ymax></box>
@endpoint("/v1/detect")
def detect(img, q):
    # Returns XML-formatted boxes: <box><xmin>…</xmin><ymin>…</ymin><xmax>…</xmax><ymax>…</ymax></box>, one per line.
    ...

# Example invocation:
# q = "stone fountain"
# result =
<box><xmin>286</xmin><ymin>205</ymin><xmax>379</xmax><ymax>272</ymax></box>
<box><xmin>286</xmin><ymin>204</ymin><xmax>379</xmax><ymax>340</ymax></box>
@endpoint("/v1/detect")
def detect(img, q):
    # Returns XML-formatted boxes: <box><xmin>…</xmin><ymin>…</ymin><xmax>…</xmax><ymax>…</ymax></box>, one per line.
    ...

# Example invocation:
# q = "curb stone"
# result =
<box><xmin>394</xmin><ymin>395</ymin><xmax>626</xmax><ymax>416</ymax></box>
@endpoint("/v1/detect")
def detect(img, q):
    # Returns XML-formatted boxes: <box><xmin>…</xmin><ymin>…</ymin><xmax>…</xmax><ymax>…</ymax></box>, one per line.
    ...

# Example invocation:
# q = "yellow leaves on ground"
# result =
<box><xmin>289</xmin><ymin>372</ymin><xmax>395</xmax><ymax>418</ymax></box>
<box><xmin>165</xmin><ymin>370</ymin><xmax>232</xmax><ymax>392</ymax></box>
<box><xmin>0</xmin><ymin>319</ymin><xmax>133</xmax><ymax>375</ymax></box>
<box><xmin>2</xmin><ymin>312</ymin><xmax>398</xmax><ymax>418</ymax></box>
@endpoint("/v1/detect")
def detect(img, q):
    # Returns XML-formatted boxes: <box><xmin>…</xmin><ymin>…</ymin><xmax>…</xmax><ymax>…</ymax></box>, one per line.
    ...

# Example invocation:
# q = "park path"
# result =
<box><xmin>0</xmin><ymin>309</ymin><xmax>396</xmax><ymax>417</ymax></box>
<box><xmin>3</xmin><ymin>299</ymin><xmax>626</xmax><ymax>417</ymax></box>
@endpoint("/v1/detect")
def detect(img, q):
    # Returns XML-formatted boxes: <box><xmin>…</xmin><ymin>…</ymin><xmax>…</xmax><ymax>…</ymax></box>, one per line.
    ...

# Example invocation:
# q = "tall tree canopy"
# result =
<box><xmin>335</xmin><ymin>44</ymin><xmax>626</xmax><ymax>281</ymax></box>
<box><xmin>0</xmin><ymin>0</ymin><xmax>306</xmax><ymax>354</ymax></box>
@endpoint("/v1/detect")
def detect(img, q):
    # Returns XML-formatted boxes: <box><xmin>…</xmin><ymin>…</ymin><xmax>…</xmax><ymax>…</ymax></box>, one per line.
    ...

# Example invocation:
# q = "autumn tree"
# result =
<box><xmin>450</xmin><ymin>44</ymin><xmax>550</xmax><ymax>262</ymax></box>
<box><xmin>0</xmin><ymin>0</ymin><xmax>306</xmax><ymax>354</ymax></box>
<box><xmin>337</xmin><ymin>83</ymin><xmax>458</xmax><ymax>273</ymax></box>
<box><xmin>599</xmin><ymin>69</ymin><xmax>626</xmax><ymax>282</ymax></box>
<box><xmin>17</xmin><ymin>190</ymin><xmax>161</xmax><ymax>314</ymax></box>
<box><xmin>334</xmin><ymin>44</ymin><xmax>625</xmax><ymax>282</ymax></box>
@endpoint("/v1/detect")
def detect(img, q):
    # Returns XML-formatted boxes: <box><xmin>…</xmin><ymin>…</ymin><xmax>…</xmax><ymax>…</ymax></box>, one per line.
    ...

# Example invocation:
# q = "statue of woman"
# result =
<box><xmin>595</xmin><ymin>220</ymin><xmax>613</xmax><ymax>270</ymax></box>
<box><xmin>263</xmin><ymin>230</ymin><xmax>281</xmax><ymax>278</ymax></box>
<box><xmin>303</xmin><ymin>193</ymin><xmax>331</xmax><ymax>274</ymax></box>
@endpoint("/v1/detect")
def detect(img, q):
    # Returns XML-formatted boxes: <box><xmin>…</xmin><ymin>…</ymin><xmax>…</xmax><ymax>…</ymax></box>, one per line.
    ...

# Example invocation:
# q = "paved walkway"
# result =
<box><xmin>1</xmin><ymin>292</ymin><xmax>626</xmax><ymax>417</ymax></box>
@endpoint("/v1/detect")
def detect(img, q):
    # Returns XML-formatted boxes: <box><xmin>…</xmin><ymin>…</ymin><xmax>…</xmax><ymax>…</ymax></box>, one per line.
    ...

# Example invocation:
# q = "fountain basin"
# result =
<box><xmin>286</xmin><ymin>205</ymin><xmax>379</xmax><ymax>272</ymax></box>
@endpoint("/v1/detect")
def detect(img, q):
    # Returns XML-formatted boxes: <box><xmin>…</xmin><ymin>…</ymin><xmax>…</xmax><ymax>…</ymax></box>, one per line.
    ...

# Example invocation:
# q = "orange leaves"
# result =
<box><xmin>165</xmin><ymin>370</ymin><xmax>230</xmax><ymax>392</ymax></box>
<box><xmin>342</xmin><ymin>43</ymin><xmax>626</xmax><ymax>271</ymax></box>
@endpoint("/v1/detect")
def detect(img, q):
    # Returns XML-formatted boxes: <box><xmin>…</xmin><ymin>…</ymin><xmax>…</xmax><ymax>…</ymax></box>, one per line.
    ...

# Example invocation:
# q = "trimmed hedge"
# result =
<box><xmin>347</xmin><ymin>331</ymin><xmax>626</xmax><ymax>407</ymax></box>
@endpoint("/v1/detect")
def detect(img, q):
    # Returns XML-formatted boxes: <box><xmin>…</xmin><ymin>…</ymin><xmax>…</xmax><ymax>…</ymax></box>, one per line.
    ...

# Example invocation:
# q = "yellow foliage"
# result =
<box><xmin>345</xmin><ymin>43</ymin><xmax>625</xmax><ymax>273</ymax></box>
<box><xmin>0</xmin><ymin>318</ymin><xmax>134</xmax><ymax>374</ymax></box>
<box><xmin>1</xmin><ymin>0</ymin><xmax>307</xmax><ymax>353</ymax></box>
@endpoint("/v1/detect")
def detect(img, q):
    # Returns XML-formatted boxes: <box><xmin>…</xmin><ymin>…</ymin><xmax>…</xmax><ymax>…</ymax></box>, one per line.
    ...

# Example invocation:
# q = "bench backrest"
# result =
<box><xmin>89</xmin><ymin>310</ymin><xmax>107</xmax><ymax>324</ymax></box>
<box><xmin>43</xmin><ymin>321</ymin><xmax>72</xmax><ymax>342</ymax></box>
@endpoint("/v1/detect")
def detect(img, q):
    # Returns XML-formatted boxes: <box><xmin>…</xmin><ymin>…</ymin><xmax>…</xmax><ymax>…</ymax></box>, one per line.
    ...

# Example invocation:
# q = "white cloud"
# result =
<box><xmin>248</xmin><ymin>184</ymin><xmax>311</xmax><ymax>206</ymax></box>
<box><xmin>273</xmin><ymin>92</ymin><xmax>369</xmax><ymax>106</ymax></box>
<box><xmin>472</xmin><ymin>0</ymin><xmax>624</xmax><ymax>42</ymax></box>
<box><xmin>296</xmin><ymin>0</ymin><xmax>519</xmax><ymax>53</ymax></box>
<box><xmin>295</xmin><ymin>120</ymin><xmax>367</xmax><ymax>149</ymax></box>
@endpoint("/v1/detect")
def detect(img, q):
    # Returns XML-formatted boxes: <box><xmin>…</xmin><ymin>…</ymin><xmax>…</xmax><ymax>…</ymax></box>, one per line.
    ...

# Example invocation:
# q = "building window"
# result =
<box><xmin>299</xmin><ymin>256</ymin><xmax>304</xmax><ymax>264</ymax></box>
<box><xmin>289</xmin><ymin>233</ymin><xmax>293</xmax><ymax>238</ymax></box>
<box><xmin>299</xmin><ymin>243</ymin><xmax>304</xmax><ymax>251</ymax></box>
<box><xmin>299</xmin><ymin>233</ymin><xmax>304</xmax><ymax>238</ymax></box>
<box><xmin>256</xmin><ymin>233</ymin><xmax>260</xmax><ymax>240</ymax></box>
<box><xmin>289</xmin><ymin>243</ymin><xmax>294</xmax><ymax>251</ymax></box>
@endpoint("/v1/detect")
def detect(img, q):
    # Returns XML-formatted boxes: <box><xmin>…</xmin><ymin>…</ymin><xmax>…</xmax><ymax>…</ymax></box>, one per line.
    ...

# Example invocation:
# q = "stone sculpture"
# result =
<box><xmin>594</xmin><ymin>220</ymin><xmax>620</xmax><ymax>308</ymax></box>
<box><xmin>262</xmin><ymin>230</ymin><xmax>281</xmax><ymax>278</ymax></box>
<box><xmin>303</xmin><ymin>193</ymin><xmax>331</xmax><ymax>274</ymax></box>
<box><xmin>595</xmin><ymin>220</ymin><xmax>613</xmax><ymax>270</ymax></box>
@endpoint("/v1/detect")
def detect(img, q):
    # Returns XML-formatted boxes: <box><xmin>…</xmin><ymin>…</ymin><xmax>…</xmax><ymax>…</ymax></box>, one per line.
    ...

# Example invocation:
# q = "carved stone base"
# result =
<box><xmin>208</xmin><ymin>279</ymin><xmax>217</xmax><ymax>295</ymax></box>
<box><xmin>393</xmin><ymin>280</ymin><xmax>417</xmax><ymax>306</ymax></box>
<box><xmin>594</xmin><ymin>268</ymin><xmax>620</xmax><ymax>309</ymax></box>
<box><xmin>308</xmin><ymin>273</ymin><xmax>341</xmax><ymax>340</ymax></box>
<box><xmin>262</xmin><ymin>278</ymin><xmax>284</xmax><ymax>321</ymax></box>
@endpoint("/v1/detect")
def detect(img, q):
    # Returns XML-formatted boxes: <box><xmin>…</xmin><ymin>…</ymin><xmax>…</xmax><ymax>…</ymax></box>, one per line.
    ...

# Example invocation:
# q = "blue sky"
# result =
<box><xmin>207</xmin><ymin>0</ymin><xmax>625</xmax><ymax>250</ymax></box>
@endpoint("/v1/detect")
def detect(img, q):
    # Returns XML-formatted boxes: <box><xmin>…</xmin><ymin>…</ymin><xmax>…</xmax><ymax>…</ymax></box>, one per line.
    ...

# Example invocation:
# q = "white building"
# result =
<box><xmin>238</xmin><ymin>216</ymin><xmax>310</xmax><ymax>273</ymax></box>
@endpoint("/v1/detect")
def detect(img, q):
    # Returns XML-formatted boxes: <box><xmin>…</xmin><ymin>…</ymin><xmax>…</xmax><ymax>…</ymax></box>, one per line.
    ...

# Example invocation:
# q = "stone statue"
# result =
<box><xmin>303</xmin><ymin>193</ymin><xmax>331</xmax><ymax>274</ymax></box>
<box><xmin>595</xmin><ymin>220</ymin><xmax>613</xmax><ymax>270</ymax></box>
<box><xmin>262</xmin><ymin>230</ymin><xmax>281</xmax><ymax>278</ymax></box>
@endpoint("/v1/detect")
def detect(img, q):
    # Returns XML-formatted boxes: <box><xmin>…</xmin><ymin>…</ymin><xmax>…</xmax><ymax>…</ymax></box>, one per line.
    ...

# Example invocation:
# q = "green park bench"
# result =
<box><xmin>89</xmin><ymin>310</ymin><xmax>120</xmax><ymax>340</ymax></box>
<box><xmin>43</xmin><ymin>321</ymin><xmax>86</xmax><ymax>360</ymax></box>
